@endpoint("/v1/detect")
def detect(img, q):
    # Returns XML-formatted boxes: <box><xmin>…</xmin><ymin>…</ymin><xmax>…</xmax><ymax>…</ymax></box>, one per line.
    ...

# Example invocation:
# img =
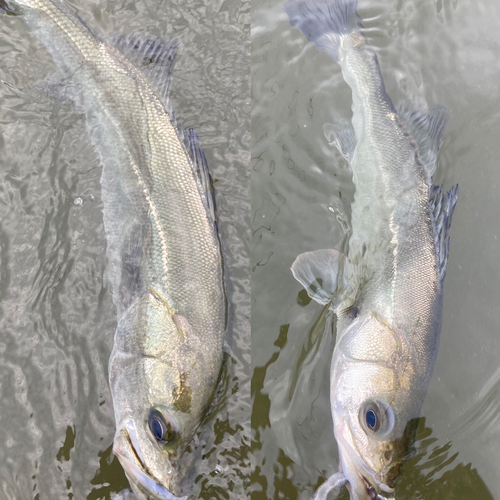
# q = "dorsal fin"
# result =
<box><xmin>109</xmin><ymin>34</ymin><xmax>217</xmax><ymax>231</ymax></box>
<box><xmin>429</xmin><ymin>184</ymin><xmax>458</xmax><ymax>280</ymax></box>
<box><xmin>396</xmin><ymin>100</ymin><xmax>449</xmax><ymax>177</ymax></box>
<box><xmin>109</xmin><ymin>33</ymin><xmax>179</xmax><ymax>109</ymax></box>
<box><xmin>181</xmin><ymin>127</ymin><xmax>218</xmax><ymax>231</ymax></box>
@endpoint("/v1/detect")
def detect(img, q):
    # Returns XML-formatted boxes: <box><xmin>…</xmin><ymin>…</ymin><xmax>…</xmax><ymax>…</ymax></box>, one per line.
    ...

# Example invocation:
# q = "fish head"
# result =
<box><xmin>113</xmin><ymin>416</ymin><xmax>189</xmax><ymax>500</ymax></box>
<box><xmin>331</xmin><ymin>312</ymin><xmax>422</xmax><ymax>499</ymax></box>
<box><xmin>109</xmin><ymin>288</ymin><xmax>221</xmax><ymax>499</ymax></box>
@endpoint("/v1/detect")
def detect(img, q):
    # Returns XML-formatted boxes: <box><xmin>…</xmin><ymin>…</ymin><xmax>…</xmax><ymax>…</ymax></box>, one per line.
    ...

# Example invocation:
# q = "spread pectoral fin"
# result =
<box><xmin>324</xmin><ymin>120</ymin><xmax>357</xmax><ymax>164</ymax></box>
<box><xmin>110</xmin><ymin>488</ymin><xmax>135</xmax><ymax>500</ymax></box>
<box><xmin>310</xmin><ymin>472</ymin><xmax>348</xmax><ymax>500</ymax></box>
<box><xmin>291</xmin><ymin>249</ymin><xmax>349</xmax><ymax>307</ymax></box>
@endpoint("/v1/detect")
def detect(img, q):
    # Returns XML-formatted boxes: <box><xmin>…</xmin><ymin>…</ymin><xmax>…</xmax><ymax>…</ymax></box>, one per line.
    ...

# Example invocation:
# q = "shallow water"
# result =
<box><xmin>252</xmin><ymin>0</ymin><xmax>500</xmax><ymax>499</ymax></box>
<box><xmin>0</xmin><ymin>0</ymin><xmax>250</xmax><ymax>498</ymax></box>
<box><xmin>2</xmin><ymin>0</ymin><xmax>500</xmax><ymax>498</ymax></box>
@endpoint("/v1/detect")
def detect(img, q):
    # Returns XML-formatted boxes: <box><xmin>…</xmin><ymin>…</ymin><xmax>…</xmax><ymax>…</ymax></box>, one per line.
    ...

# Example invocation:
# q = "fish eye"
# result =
<box><xmin>366</xmin><ymin>408</ymin><xmax>379</xmax><ymax>431</ymax></box>
<box><xmin>147</xmin><ymin>408</ymin><xmax>177</xmax><ymax>444</ymax></box>
<box><xmin>360</xmin><ymin>399</ymin><xmax>395</xmax><ymax>438</ymax></box>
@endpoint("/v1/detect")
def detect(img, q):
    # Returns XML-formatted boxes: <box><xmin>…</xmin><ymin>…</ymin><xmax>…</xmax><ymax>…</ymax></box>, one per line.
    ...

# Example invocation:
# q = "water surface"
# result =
<box><xmin>0</xmin><ymin>0</ymin><xmax>250</xmax><ymax>498</ymax></box>
<box><xmin>252</xmin><ymin>0</ymin><xmax>500</xmax><ymax>498</ymax></box>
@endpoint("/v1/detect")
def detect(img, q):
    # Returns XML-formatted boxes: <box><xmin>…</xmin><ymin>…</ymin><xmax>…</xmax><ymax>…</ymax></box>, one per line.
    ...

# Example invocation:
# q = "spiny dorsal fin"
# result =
<box><xmin>109</xmin><ymin>33</ymin><xmax>179</xmax><ymax>109</ymax></box>
<box><xmin>396</xmin><ymin>100</ymin><xmax>449</xmax><ymax>177</ymax></box>
<box><xmin>429</xmin><ymin>184</ymin><xmax>458</xmax><ymax>280</ymax></box>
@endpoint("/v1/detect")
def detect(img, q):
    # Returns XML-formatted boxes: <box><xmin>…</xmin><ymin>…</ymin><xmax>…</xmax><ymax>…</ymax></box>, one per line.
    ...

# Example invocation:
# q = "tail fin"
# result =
<box><xmin>284</xmin><ymin>0</ymin><xmax>361</xmax><ymax>62</ymax></box>
<box><xmin>0</xmin><ymin>0</ymin><xmax>22</xmax><ymax>15</ymax></box>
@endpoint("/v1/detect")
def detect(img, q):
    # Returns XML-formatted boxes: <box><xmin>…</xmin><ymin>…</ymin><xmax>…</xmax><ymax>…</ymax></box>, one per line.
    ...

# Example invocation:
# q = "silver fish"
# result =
<box><xmin>285</xmin><ymin>0</ymin><xmax>457</xmax><ymax>499</ymax></box>
<box><xmin>2</xmin><ymin>0</ymin><xmax>226</xmax><ymax>498</ymax></box>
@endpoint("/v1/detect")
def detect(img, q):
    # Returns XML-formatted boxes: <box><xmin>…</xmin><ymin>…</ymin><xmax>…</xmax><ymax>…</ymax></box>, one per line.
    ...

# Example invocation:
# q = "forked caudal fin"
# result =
<box><xmin>284</xmin><ymin>0</ymin><xmax>361</xmax><ymax>62</ymax></box>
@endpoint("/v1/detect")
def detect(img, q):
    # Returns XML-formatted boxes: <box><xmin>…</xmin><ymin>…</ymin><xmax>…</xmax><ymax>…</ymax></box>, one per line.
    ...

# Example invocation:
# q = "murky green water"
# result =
<box><xmin>0</xmin><ymin>0</ymin><xmax>249</xmax><ymax>498</ymax></box>
<box><xmin>252</xmin><ymin>0</ymin><xmax>500</xmax><ymax>499</ymax></box>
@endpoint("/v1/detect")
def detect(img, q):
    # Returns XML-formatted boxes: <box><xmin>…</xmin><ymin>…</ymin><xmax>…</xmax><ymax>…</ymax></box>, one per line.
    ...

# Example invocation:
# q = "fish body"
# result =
<box><xmin>3</xmin><ymin>0</ymin><xmax>226</xmax><ymax>498</ymax></box>
<box><xmin>286</xmin><ymin>0</ymin><xmax>457</xmax><ymax>498</ymax></box>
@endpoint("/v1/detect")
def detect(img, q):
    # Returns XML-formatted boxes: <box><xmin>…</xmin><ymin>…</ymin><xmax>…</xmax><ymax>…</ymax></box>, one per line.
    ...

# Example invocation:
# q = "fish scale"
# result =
<box><xmin>287</xmin><ymin>0</ymin><xmax>457</xmax><ymax>499</ymax></box>
<box><xmin>3</xmin><ymin>0</ymin><xmax>226</xmax><ymax>498</ymax></box>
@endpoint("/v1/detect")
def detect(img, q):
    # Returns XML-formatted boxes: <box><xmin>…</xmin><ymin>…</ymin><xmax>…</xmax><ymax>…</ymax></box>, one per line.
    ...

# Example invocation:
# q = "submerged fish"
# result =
<box><xmin>285</xmin><ymin>0</ymin><xmax>457</xmax><ymax>499</ymax></box>
<box><xmin>2</xmin><ymin>0</ymin><xmax>226</xmax><ymax>498</ymax></box>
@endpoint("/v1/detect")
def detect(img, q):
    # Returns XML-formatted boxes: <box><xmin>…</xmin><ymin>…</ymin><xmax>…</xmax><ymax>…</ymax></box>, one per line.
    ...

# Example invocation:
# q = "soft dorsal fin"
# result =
<box><xmin>109</xmin><ymin>34</ymin><xmax>217</xmax><ymax>231</ymax></box>
<box><xmin>396</xmin><ymin>100</ymin><xmax>449</xmax><ymax>177</ymax></box>
<box><xmin>109</xmin><ymin>33</ymin><xmax>179</xmax><ymax>109</ymax></box>
<box><xmin>181</xmin><ymin>127</ymin><xmax>218</xmax><ymax>231</ymax></box>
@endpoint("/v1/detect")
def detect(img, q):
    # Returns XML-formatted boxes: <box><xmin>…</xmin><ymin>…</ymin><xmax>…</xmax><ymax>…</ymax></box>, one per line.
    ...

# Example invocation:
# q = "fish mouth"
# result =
<box><xmin>114</xmin><ymin>423</ymin><xmax>188</xmax><ymax>500</ymax></box>
<box><xmin>347</xmin><ymin>468</ymin><xmax>394</xmax><ymax>500</ymax></box>
<box><xmin>336</xmin><ymin>424</ymin><xmax>395</xmax><ymax>500</ymax></box>
<box><xmin>359</xmin><ymin>473</ymin><xmax>394</xmax><ymax>500</ymax></box>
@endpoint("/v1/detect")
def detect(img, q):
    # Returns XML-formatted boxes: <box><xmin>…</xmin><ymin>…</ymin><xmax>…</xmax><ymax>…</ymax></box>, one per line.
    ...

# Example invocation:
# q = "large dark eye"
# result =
<box><xmin>360</xmin><ymin>399</ymin><xmax>394</xmax><ymax>438</ymax></box>
<box><xmin>148</xmin><ymin>409</ymin><xmax>177</xmax><ymax>444</ymax></box>
<box><xmin>365</xmin><ymin>408</ymin><xmax>379</xmax><ymax>431</ymax></box>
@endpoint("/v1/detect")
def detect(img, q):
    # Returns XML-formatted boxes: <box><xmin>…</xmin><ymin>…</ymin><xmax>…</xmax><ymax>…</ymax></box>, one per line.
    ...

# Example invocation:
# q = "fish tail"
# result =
<box><xmin>0</xmin><ymin>0</ymin><xmax>20</xmax><ymax>14</ymax></box>
<box><xmin>284</xmin><ymin>0</ymin><xmax>361</xmax><ymax>62</ymax></box>
<box><xmin>0</xmin><ymin>0</ymin><xmax>36</xmax><ymax>11</ymax></box>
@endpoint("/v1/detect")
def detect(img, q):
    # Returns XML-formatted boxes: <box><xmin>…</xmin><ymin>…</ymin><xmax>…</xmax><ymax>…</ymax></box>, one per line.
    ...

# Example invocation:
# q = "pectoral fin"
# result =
<box><xmin>291</xmin><ymin>249</ymin><xmax>348</xmax><ymax>307</ymax></box>
<box><xmin>324</xmin><ymin>120</ymin><xmax>357</xmax><ymax>164</ymax></box>
<box><xmin>310</xmin><ymin>472</ymin><xmax>348</xmax><ymax>500</ymax></box>
<box><xmin>110</xmin><ymin>489</ymin><xmax>135</xmax><ymax>500</ymax></box>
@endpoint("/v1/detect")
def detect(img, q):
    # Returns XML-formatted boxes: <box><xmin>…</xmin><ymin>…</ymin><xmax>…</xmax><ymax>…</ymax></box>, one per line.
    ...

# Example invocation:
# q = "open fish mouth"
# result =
<box><xmin>337</xmin><ymin>433</ymin><xmax>395</xmax><ymax>500</ymax></box>
<box><xmin>114</xmin><ymin>425</ymin><xmax>188</xmax><ymax>500</ymax></box>
<box><xmin>340</xmin><ymin>457</ymin><xmax>395</xmax><ymax>500</ymax></box>
<box><xmin>360</xmin><ymin>474</ymin><xmax>394</xmax><ymax>500</ymax></box>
